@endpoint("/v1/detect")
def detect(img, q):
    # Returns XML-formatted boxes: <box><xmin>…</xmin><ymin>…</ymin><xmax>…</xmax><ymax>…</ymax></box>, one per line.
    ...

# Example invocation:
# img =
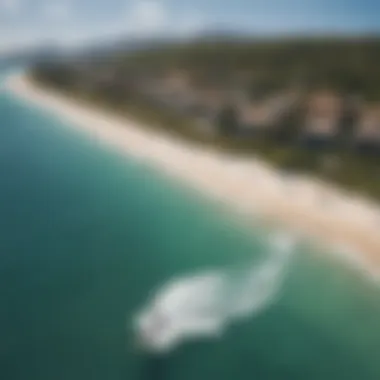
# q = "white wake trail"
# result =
<box><xmin>132</xmin><ymin>234</ymin><xmax>296</xmax><ymax>353</ymax></box>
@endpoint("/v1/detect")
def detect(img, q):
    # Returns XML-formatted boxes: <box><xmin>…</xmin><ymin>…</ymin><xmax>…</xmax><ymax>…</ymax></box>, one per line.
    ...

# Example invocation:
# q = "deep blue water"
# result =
<box><xmin>1</xmin><ymin>77</ymin><xmax>380</xmax><ymax>380</ymax></box>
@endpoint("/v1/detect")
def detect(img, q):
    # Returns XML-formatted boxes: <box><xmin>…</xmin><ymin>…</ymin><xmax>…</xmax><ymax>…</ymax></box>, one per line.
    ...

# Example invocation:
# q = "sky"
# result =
<box><xmin>1</xmin><ymin>0</ymin><xmax>380</xmax><ymax>55</ymax></box>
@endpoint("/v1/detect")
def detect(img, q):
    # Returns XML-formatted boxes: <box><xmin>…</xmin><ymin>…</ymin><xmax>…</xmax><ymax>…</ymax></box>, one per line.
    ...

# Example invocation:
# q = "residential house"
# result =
<box><xmin>236</xmin><ymin>90</ymin><xmax>299</xmax><ymax>138</ymax></box>
<box><xmin>150</xmin><ymin>71</ymin><xmax>197</xmax><ymax>111</ymax></box>
<box><xmin>267</xmin><ymin>90</ymin><xmax>302</xmax><ymax>140</ymax></box>
<box><xmin>300</xmin><ymin>90</ymin><xmax>343</xmax><ymax>149</ymax></box>
<box><xmin>339</xmin><ymin>95</ymin><xmax>363</xmax><ymax>136</ymax></box>
<box><xmin>238</xmin><ymin>100</ymin><xmax>273</xmax><ymax>136</ymax></box>
<box><xmin>354</xmin><ymin>103</ymin><xmax>380</xmax><ymax>155</ymax></box>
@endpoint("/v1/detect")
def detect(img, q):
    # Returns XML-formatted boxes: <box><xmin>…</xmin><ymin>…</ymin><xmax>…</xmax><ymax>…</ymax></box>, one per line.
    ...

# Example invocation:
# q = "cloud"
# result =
<box><xmin>0</xmin><ymin>0</ymin><xmax>21</xmax><ymax>14</ymax></box>
<box><xmin>0</xmin><ymin>0</ymin><xmax>205</xmax><ymax>55</ymax></box>
<box><xmin>176</xmin><ymin>11</ymin><xmax>205</xmax><ymax>37</ymax></box>
<box><xmin>124</xmin><ymin>0</ymin><xmax>204</xmax><ymax>38</ymax></box>
<box><xmin>42</xmin><ymin>1</ymin><xmax>71</xmax><ymax>21</ymax></box>
<box><xmin>124</xmin><ymin>0</ymin><xmax>167</xmax><ymax>36</ymax></box>
<box><xmin>58</xmin><ymin>1</ymin><xmax>205</xmax><ymax>49</ymax></box>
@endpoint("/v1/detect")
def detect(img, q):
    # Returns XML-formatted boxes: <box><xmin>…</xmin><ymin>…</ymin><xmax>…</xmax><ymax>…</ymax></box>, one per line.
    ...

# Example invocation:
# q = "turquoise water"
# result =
<box><xmin>1</xmin><ymin>78</ymin><xmax>380</xmax><ymax>380</ymax></box>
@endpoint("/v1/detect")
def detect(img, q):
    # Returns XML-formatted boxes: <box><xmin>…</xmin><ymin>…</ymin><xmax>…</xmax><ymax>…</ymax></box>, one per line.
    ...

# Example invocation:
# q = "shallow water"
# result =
<box><xmin>1</xmin><ymin>78</ymin><xmax>380</xmax><ymax>380</ymax></box>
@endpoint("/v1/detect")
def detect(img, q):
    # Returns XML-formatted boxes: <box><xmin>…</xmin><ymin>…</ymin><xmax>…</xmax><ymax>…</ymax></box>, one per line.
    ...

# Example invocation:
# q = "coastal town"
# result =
<box><xmin>30</xmin><ymin>38</ymin><xmax>380</xmax><ymax>205</ymax></box>
<box><xmin>35</xmin><ymin>62</ymin><xmax>380</xmax><ymax>156</ymax></box>
<box><xmin>126</xmin><ymin>69</ymin><xmax>380</xmax><ymax>153</ymax></box>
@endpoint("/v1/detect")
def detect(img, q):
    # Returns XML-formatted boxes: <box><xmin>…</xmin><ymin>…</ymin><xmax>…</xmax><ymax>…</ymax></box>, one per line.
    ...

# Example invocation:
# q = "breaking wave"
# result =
<box><xmin>132</xmin><ymin>234</ymin><xmax>296</xmax><ymax>353</ymax></box>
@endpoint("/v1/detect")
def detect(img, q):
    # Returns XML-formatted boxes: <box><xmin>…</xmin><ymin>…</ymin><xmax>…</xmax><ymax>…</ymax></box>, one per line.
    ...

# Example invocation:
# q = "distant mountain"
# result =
<box><xmin>64</xmin><ymin>27</ymin><xmax>254</xmax><ymax>61</ymax></box>
<box><xmin>0</xmin><ymin>28</ymin><xmax>253</xmax><ymax>69</ymax></box>
<box><xmin>75</xmin><ymin>36</ymin><xmax>179</xmax><ymax>60</ymax></box>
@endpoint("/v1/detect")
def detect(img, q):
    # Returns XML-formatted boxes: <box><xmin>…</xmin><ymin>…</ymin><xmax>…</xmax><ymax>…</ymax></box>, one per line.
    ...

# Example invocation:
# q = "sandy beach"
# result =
<box><xmin>7</xmin><ymin>74</ymin><xmax>380</xmax><ymax>276</ymax></box>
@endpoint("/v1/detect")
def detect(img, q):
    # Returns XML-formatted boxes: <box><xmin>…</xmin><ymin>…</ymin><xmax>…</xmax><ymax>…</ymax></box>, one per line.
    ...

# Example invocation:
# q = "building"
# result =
<box><xmin>237</xmin><ymin>91</ymin><xmax>299</xmax><ymax>137</ymax></box>
<box><xmin>354</xmin><ymin>103</ymin><xmax>380</xmax><ymax>154</ymax></box>
<box><xmin>238</xmin><ymin>100</ymin><xmax>273</xmax><ymax>133</ymax></box>
<box><xmin>300</xmin><ymin>90</ymin><xmax>343</xmax><ymax>149</ymax></box>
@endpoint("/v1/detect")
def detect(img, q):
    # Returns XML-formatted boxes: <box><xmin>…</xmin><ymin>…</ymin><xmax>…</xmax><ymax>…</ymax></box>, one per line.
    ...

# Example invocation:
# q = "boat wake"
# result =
<box><xmin>132</xmin><ymin>234</ymin><xmax>295</xmax><ymax>353</ymax></box>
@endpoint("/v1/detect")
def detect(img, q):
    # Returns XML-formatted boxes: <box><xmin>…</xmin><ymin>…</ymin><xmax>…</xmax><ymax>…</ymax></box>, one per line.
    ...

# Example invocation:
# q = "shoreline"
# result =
<box><xmin>6</xmin><ymin>73</ymin><xmax>380</xmax><ymax>278</ymax></box>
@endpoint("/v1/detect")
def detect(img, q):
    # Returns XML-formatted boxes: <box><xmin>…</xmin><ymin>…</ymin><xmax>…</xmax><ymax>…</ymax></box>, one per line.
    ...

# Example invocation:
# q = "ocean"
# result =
<box><xmin>1</xmin><ymin>73</ymin><xmax>380</xmax><ymax>380</ymax></box>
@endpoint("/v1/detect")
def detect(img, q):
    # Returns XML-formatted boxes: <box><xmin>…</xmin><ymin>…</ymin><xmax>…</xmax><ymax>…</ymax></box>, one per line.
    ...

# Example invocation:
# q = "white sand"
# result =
<box><xmin>7</xmin><ymin>74</ymin><xmax>380</xmax><ymax>276</ymax></box>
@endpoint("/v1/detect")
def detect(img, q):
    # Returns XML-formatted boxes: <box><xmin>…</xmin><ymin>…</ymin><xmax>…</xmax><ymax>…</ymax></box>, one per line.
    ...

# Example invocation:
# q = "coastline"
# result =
<box><xmin>6</xmin><ymin>73</ymin><xmax>380</xmax><ymax>277</ymax></box>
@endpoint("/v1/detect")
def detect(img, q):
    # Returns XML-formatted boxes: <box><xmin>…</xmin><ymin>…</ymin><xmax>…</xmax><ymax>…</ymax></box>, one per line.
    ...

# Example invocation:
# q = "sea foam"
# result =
<box><xmin>132</xmin><ymin>234</ymin><xmax>295</xmax><ymax>353</ymax></box>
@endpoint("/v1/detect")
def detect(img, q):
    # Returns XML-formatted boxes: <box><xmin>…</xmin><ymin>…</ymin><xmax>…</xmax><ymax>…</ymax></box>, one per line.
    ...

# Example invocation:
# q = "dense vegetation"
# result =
<box><xmin>112</xmin><ymin>37</ymin><xmax>380</xmax><ymax>98</ymax></box>
<box><xmin>31</xmin><ymin>37</ymin><xmax>380</xmax><ymax>201</ymax></box>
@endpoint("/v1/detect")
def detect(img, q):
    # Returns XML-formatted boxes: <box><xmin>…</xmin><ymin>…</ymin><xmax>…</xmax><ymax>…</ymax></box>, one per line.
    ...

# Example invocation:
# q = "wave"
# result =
<box><xmin>132</xmin><ymin>233</ymin><xmax>296</xmax><ymax>353</ymax></box>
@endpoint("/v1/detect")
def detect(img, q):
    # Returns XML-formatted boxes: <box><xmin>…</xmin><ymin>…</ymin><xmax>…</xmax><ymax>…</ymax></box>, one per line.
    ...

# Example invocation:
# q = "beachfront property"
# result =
<box><xmin>143</xmin><ymin>70</ymin><xmax>201</xmax><ymax>113</ymax></box>
<box><xmin>354</xmin><ymin>103</ymin><xmax>380</xmax><ymax>154</ymax></box>
<box><xmin>197</xmin><ymin>87</ymin><xmax>227</xmax><ymax>116</ymax></box>
<box><xmin>113</xmin><ymin>65</ymin><xmax>305</xmax><ymax>138</ymax></box>
<box><xmin>300</xmin><ymin>90</ymin><xmax>343</xmax><ymax>149</ymax></box>
<box><xmin>141</xmin><ymin>72</ymin><xmax>380</xmax><ymax>156</ymax></box>
<box><xmin>237</xmin><ymin>99</ymin><xmax>274</xmax><ymax>135</ymax></box>
<box><xmin>33</xmin><ymin>59</ymin><xmax>379</xmax><ymax>157</ymax></box>
<box><xmin>235</xmin><ymin>89</ymin><xmax>300</xmax><ymax>138</ymax></box>
<box><xmin>134</xmin><ymin>69</ymin><xmax>230</xmax><ymax>128</ymax></box>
